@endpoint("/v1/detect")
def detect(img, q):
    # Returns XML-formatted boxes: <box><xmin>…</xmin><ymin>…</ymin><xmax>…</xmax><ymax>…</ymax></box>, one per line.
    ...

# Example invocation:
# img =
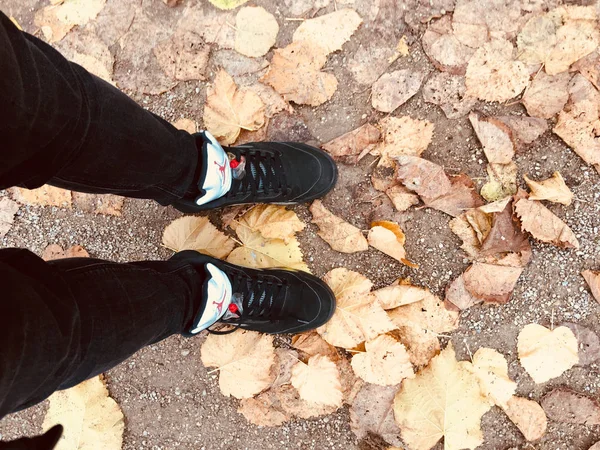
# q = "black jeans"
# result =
<box><xmin>0</xmin><ymin>11</ymin><xmax>207</xmax><ymax>420</ymax></box>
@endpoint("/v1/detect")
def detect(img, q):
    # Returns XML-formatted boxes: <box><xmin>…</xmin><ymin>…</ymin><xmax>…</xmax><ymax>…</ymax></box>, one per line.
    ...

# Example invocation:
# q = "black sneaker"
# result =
<box><xmin>175</xmin><ymin>251</ymin><xmax>336</xmax><ymax>336</ymax></box>
<box><xmin>173</xmin><ymin>131</ymin><xmax>338</xmax><ymax>213</ymax></box>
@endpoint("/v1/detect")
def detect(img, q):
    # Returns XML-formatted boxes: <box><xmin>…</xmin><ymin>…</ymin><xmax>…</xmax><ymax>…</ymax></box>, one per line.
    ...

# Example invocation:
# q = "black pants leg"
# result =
<box><xmin>0</xmin><ymin>11</ymin><xmax>206</xmax><ymax>418</ymax></box>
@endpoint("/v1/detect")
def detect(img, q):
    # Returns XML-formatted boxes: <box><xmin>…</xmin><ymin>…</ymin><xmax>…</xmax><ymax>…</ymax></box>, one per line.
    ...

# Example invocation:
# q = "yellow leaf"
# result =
<box><xmin>480</xmin><ymin>162</ymin><xmax>518</xmax><ymax>202</ymax></box>
<box><xmin>351</xmin><ymin>335</ymin><xmax>414</xmax><ymax>386</ymax></box>
<box><xmin>583</xmin><ymin>270</ymin><xmax>600</xmax><ymax>303</ymax></box>
<box><xmin>42</xmin><ymin>376</ymin><xmax>124</xmax><ymax>450</ymax></box>
<box><xmin>517</xmin><ymin>324</ymin><xmax>579</xmax><ymax>384</ymax></box>
<box><xmin>309</xmin><ymin>200</ymin><xmax>368</xmax><ymax>253</ymax></box>
<box><xmin>372</xmin><ymin>283</ymin><xmax>429</xmax><ymax>310</ymax></box>
<box><xmin>208</xmin><ymin>0</ymin><xmax>249</xmax><ymax>10</ymax></box>
<box><xmin>234</xmin><ymin>205</ymin><xmax>305</xmax><ymax>243</ymax></box>
<box><xmin>524</xmin><ymin>171</ymin><xmax>573</xmax><ymax>206</ymax></box>
<box><xmin>162</xmin><ymin>216</ymin><xmax>235</xmax><ymax>259</ymax></box>
<box><xmin>203</xmin><ymin>69</ymin><xmax>266</xmax><ymax>145</ymax></box>
<box><xmin>201</xmin><ymin>330</ymin><xmax>276</xmax><ymax>398</ymax></box>
<box><xmin>234</xmin><ymin>6</ymin><xmax>279</xmax><ymax>58</ymax></box>
<box><xmin>376</xmin><ymin>117</ymin><xmax>434</xmax><ymax>168</ymax></box>
<box><xmin>514</xmin><ymin>198</ymin><xmax>579</xmax><ymax>249</ymax></box>
<box><xmin>292</xmin><ymin>9</ymin><xmax>362</xmax><ymax>56</ymax></box>
<box><xmin>501</xmin><ymin>396</ymin><xmax>547</xmax><ymax>442</ymax></box>
<box><xmin>291</xmin><ymin>355</ymin><xmax>343</xmax><ymax>407</ymax></box>
<box><xmin>34</xmin><ymin>0</ymin><xmax>107</xmax><ymax>43</ymax></box>
<box><xmin>368</xmin><ymin>221</ymin><xmax>416</xmax><ymax>267</ymax></box>
<box><xmin>467</xmin><ymin>348</ymin><xmax>516</xmax><ymax>408</ymax></box>
<box><xmin>10</xmin><ymin>185</ymin><xmax>72</xmax><ymax>208</ymax></box>
<box><xmin>393</xmin><ymin>343</ymin><xmax>492</xmax><ymax>450</ymax></box>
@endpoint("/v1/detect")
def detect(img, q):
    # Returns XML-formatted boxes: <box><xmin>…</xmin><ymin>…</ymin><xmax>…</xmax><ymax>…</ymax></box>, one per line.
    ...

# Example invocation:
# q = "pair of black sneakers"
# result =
<box><xmin>174</xmin><ymin>132</ymin><xmax>338</xmax><ymax>337</ymax></box>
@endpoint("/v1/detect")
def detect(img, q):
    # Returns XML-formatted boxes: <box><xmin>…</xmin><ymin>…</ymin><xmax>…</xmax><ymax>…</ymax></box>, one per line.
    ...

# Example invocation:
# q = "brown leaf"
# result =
<box><xmin>261</xmin><ymin>41</ymin><xmax>337</xmax><ymax>106</ymax></box>
<box><xmin>562</xmin><ymin>322</ymin><xmax>600</xmax><ymax>366</ymax></box>
<box><xmin>292</xmin><ymin>331</ymin><xmax>339</xmax><ymax>361</ymax></box>
<box><xmin>322</xmin><ymin>124</ymin><xmax>381</xmax><ymax>164</ymax></box>
<box><xmin>422</xmin><ymin>173</ymin><xmax>484</xmax><ymax>217</ymax></box>
<box><xmin>590</xmin><ymin>442</ymin><xmax>600</xmax><ymax>450</ymax></box>
<box><xmin>234</xmin><ymin>205</ymin><xmax>305</xmax><ymax>244</ymax></box>
<box><xmin>395</xmin><ymin>156</ymin><xmax>452</xmax><ymax>200</ymax></box>
<box><xmin>524</xmin><ymin>172</ymin><xmax>573</xmax><ymax>206</ymax></box>
<box><xmin>572</xmin><ymin>50</ymin><xmax>600</xmax><ymax>90</ymax></box>
<box><xmin>371</xmin><ymin>69</ymin><xmax>426</xmax><ymax>113</ymax></box>
<box><xmin>172</xmin><ymin>118</ymin><xmax>197</xmax><ymax>134</ymax></box>
<box><xmin>72</xmin><ymin>193</ymin><xmax>124</xmax><ymax>216</ymax></box>
<box><xmin>541</xmin><ymin>388</ymin><xmax>600</xmax><ymax>425</ymax></box>
<box><xmin>0</xmin><ymin>198</ymin><xmax>19</xmax><ymax>239</ymax></box>
<box><xmin>514</xmin><ymin>198</ymin><xmax>579</xmax><ymax>249</ymax></box>
<box><xmin>495</xmin><ymin>115</ymin><xmax>548</xmax><ymax>146</ymax></box>
<box><xmin>42</xmin><ymin>244</ymin><xmax>90</xmax><ymax>261</ymax></box>
<box><xmin>34</xmin><ymin>0</ymin><xmax>106</xmax><ymax>43</ymax></box>
<box><xmin>238</xmin><ymin>391</ymin><xmax>289</xmax><ymax>427</ymax></box>
<box><xmin>502</xmin><ymin>396</ymin><xmax>547</xmax><ymax>442</ymax></box>
<box><xmin>469</xmin><ymin>113</ymin><xmax>516</xmax><ymax>164</ymax></box>
<box><xmin>522</xmin><ymin>72</ymin><xmax>571</xmax><ymax>119</ymax></box>
<box><xmin>422</xmin><ymin>15</ymin><xmax>474</xmax><ymax>75</ymax></box>
<box><xmin>309</xmin><ymin>200</ymin><xmax>368</xmax><ymax>253</ymax></box>
<box><xmin>154</xmin><ymin>31</ymin><xmax>210</xmax><ymax>82</ymax></box>
<box><xmin>178</xmin><ymin>5</ymin><xmax>235</xmax><ymax>49</ymax></box>
<box><xmin>385</xmin><ymin>185</ymin><xmax>420</xmax><ymax>212</ymax></box>
<box><xmin>376</xmin><ymin>117</ymin><xmax>434</xmax><ymax>167</ymax></box>
<box><xmin>163</xmin><ymin>216</ymin><xmax>235</xmax><ymax>259</ymax></box>
<box><xmin>10</xmin><ymin>186</ymin><xmax>71</xmax><ymax>208</ymax></box>
<box><xmin>350</xmin><ymin>383</ymin><xmax>403</xmax><ymax>447</ymax></box>
<box><xmin>445</xmin><ymin>274</ymin><xmax>481</xmax><ymax>311</ymax></box>
<box><xmin>422</xmin><ymin>72</ymin><xmax>477</xmax><ymax>119</ymax></box>
<box><xmin>234</xmin><ymin>6</ymin><xmax>279</xmax><ymax>58</ymax></box>
<box><xmin>463</xmin><ymin>262</ymin><xmax>524</xmax><ymax>304</ymax></box>
<box><xmin>247</xmin><ymin>83</ymin><xmax>293</xmax><ymax>119</ymax></box>
<box><xmin>582</xmin><ymin>270</ymin><xmax>600</xmax><ymax>304</ymax></box>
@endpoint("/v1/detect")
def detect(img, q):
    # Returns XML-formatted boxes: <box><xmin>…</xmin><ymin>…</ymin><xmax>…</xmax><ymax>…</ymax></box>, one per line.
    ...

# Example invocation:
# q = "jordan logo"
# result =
<box><xmin>213</xmin><ymin>290</ymin><xmax>227</xmax><ymax>314</ymax></box>
<box><xmin>214</xmin><ymin>160</ymin><xmax>227</xmax><ymax>180</ymax></box>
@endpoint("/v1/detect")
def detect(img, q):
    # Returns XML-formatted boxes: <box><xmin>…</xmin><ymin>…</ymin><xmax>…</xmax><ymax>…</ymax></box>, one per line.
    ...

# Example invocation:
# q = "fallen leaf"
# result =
<box><xmin>422</xmin><ymin>15</ymin><xmax>475</xmax><ymax>75</ymax></box>
<box><xmin>348</xmin><ymin>43</ymin><xmax>398</xmax><ymax>86</ymax></box>
<box><xmin>234</xmin><ymin>205</ymin><xmax>305</xmax><ymax>243</ymax></box>
<box><xmin>386</xmin><ymin>185</ymin><xmax>420</xmax><ymax>212</ymax></box>
<box><xmin>502</xmin><ymin>396</ymin><xmax>547</xmax><ymax>442</ymax></box>
<box><xmin>172</xmin><ymin>118</ymin><xmax>197</xmax><ymax>134</ymax></box>
<box><xmin>572</xmin><ymin>51</ymin><xmax>600</xmax><ymax>90</ymax></box>
<box><xmin>42</xmin><ymin>375</ymin><xmax>124</xmax><ymax>450</ymax></box>
<box><xmin>201</xmin><ymin>330</ymin><xmax>276</xmax><ymax>398</ymax></box>
<box><xmin>387</xmin><ymin>291</ymin><xmax>459</xmax><ymax>366</ymax></box>
<box><xmin>56</xmin><ymin>29</ymin><xmax>114</xmax><ymax>84</ymax></box>
<box><xmin>34</xmin><ymin>0</ymin><xmax>107</xmax><ymax>43</ymax></box>
<box><xmin>591</xmin><ymin>443</ymin><xmax>600</xmax><ymax>450</ymax></box>
<box><xmin>71</xmin><ymin>193</ymin><xmax>124</xmax><ymax>216</ymax></box>
<box><xmin>178</xmin><ymin>5</ymin><xmax>235</xmax><ymax>49</ymax></box>
<box><xmin>154</xmin><ymin>30</ymin><xmax>210</xmax><ymax>82</ymax></box>
<box><xmin>10</xmin><ymin>186</ymin><xmax>71</xmax><ymax>208</ymax></box>
<box><xmin>376</xmin><ymin>117</ymin><xmax>434</xmax><ymax>168</ymax></box>
<box><xmin>562</xmin><ymin>322</ymin><xmax>600</xmax><ymax>366</ymax></box>
<box><xmin>337</xmin><ymin>354</ymin><xmax>364</xmax><ymax>405</ymax></box>
<box><xmin>465</xmin><ymin>38</ymin><xmax>529</xmax><ymax>102</ymax></box>
<box><xmin>467</xmin><ymin>348</ymin><xmax>516</xmax><ymax>408</ymax></box>
<box><xmin>517</xmin><ymin>323</ymin><xmax>579</xmax><ymax>384</ymax></box>
<box><xmin>514</xmin><ymin>198</ymin><xmax>579</xmax><ymax>249</ymax></box>
<box><xmin>162</xmin><ymin>216</ymin><xmax>235</xmax><ymax>259</ymax></box>
<box><xmin>495</xmin><ymin>115</ymin><xmax>548</xmax><ymax>146</ymax></box>
<box><xmin>317</xmin><ymin>268</ymin><xmax>396</xmax><ymax>349</ymax></box>
<box><xmin>322</xmin><ymin>124</ymin><xmax>381</xmax><ymax>164</ymax></box>
<box><xmin>371</xmin><ymin>69</ymin><xmax>426</xmax><ymax>113</ymax></box>
<box><xmin>42</xmin><ymin>244</ymin><xmax>89</xmax><ymax>261</ymax></box>
<box><xmin>583</xmin><ymin>270</ymin><xmax>600</xmax><ymax>303</ymax></box>
<box><xmin>261</xmin><ymin>41</ymin><xmax>337</xmax><ymax>106</ymax></box>
<box><xmin>204</xmin><ymin>69</ymin><xmax>266</xmax><ymax>145</ymax></box>
<box><xmin>292</xmin><ymin>9</ymin><xmax>362</xmax><ymax>56</ymax></box>
<box><xmin>422</xmin><ymin>72</ymin><xmax>477</xmax><ymax>119</ymax></box>
<box><xmin>469</xmin><ymin>113</ymin><xmax>515</xmax><ymax>164</ymax></box>
<box><xmin>481</xmin><ymin>162</ymin><xmax>518</xmax><ymax>202</ymax></box>
<box><xmin>309</xmin><ymin>200</ymin><xmax>368</xmax><ymax>253</ymax></box>
<box><xmin>351</xmin><ymin>335</ymin><xmax>414</xmax><ymax>386</ymax></box>
<box><xmin>270</xmin><ymin>348</ymin><xmax>301</xmax><ymax>389</ymax></box>
<box><xmin>395</xmin><ymin>156</ymin><xmax>452</xmax><ymax>200</ymax></box>
<box><xmin>350</xmin><ymin>383</ymin><xmax>403</xmax><ymax>447</ymax></box>
<box><xmin>209</xmin><ymin>0</ymin><xmax>249</xmax><ymax>10</ymax></box>
<box><xmin>541</xmin><ymin>388</ymin><xmax>600</xmax><ymax>425</ymax></box>
<box><xmin>291</xmin><ymin>355</ymin><xmax>343</xmax><ymax>407</ymax></box>
<box><xmin>463</xmin><ymin>262</ymin><xmax>524</xmax><ymax>304</ymax></box>
<box><xmin>368</xmin><ymin>222</ymin><xmax>414</xmax><ymax>266</ymax></box>
<box><xmin>372</xmin><ymin>283</ymin><xmax>429</xmax><ymax>310</ymax></box>
<box><xmin>246</xmin><ymin>83</ymin><xmax>293</xmax><ymax>118</ymax></box>
<box><xmin>292</xmin><ymin>331</ymin><xmax>339</xmax><ymax>361</ymax></box>
<box><xmin>445</xmin><ymin>274</ymin><xmax>481</xmax><ymax>311</ymax></box>
<box><xmin>234</xmin><ymin>6</ymin><xmax>279</xmax><ymax>58</ymax></box>
<box><xmin>522</xmin><ymin>71</ymin><xmax>571</xmax><ymax>119</ymax></box>
<box><xmin>393</xmin><ymin>343</ymin><xmax>492</xmax><ymax>450</ymax></box>
<box><xmin>422</xmin><ymin>173</ymin><xmax>484</xmax><ymax>217</ymax></box>
<box><xmin>276</xmin><ymin>384</ymin><xmax>338</xmax><ymax>419</ymax></box>
<box><xmin>238</xmin><ymin>392</ymin><xmax>289</xmax><ymax>427</ymax></box>
<box><xmin>524</xmin><ymin>172</ymin><xmax>573</xmax><ymax>206</ymax></box>
<box><xmin>0</xmin><ymin>198</ymin><xmax>19</xmax><ymax>239</ymax></box>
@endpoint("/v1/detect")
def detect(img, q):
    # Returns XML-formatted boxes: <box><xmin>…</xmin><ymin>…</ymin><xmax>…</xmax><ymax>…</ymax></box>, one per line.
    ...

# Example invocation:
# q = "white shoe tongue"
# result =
<box><xmin>196</xmin><ymin>132</ymin><xmax>233</xmax><ymax>206</ymax></box>
<box><xmin>189</xmin><ymin>263</ymin><xmax>232</xmax><ymax>334</ymax></box>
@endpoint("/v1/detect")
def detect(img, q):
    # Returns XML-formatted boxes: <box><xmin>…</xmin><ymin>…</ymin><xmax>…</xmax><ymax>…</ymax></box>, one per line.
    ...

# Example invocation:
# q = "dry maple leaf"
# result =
<box><xmin>582</xmin><ymin>270</ymin><xmax>600</xmax><ymax>303</ymax></box>
<box><xmin>42</xmin><ymin>375</ymin><xmax>124</xmax><ymax>450</ymax></box>
<box><xmin>10</xmin><ymin>185</ymin><xmax>72</xmax><ymax>208</ymax></box>
<box><xmin>322</xmin><ymin>123</ymin><xmax>381</xmax><ymax>164</ymax></box>
<box><xmin>376</xmin><ymin>117</ymin><xmax>434</xmax><ymax>168</ymax></box>
<box><xmin>204</xmin><ymin>69</ymin><xmax>266</xmax><ymax>145</ymax></box>
<box><xmin>260</xmin><ymin>41</ymin><xmax>338</xmax><ymax>106</ymax></box>
<box><xmin>162</xmin><ymin>216</ymin><xmax>235</xmax><ymax>259</ymax></box>
<box><xmin>0</xmin><ymin>198</ymin><xmax>19</xmax><ymax>239</ymax></box>
<box><xmin>42</xmin><ymin>244</ymin><xmax>89</xmax><ymax>261</ymax></box>
<box><xmin>502</xmin><ymin>396</ymin><xmax>548</xmax><ymax>442</ymax></box>
<box><xmin>234</xmin><ymin>6</ymin><xmax>279</xmax><ymax>58</ymax></box>
<box><xmin>34</xmin><ymin>0</ymin><xmax>107</xmax><ymax>43</ymax></box>
<box><xmin>201</xmin><ymin>330</ymin><xmax>276</xmax><ymax>398</ymax></box>
<box><xmin>317</xmin><ymin>268</ymin><xmax>396</xmax><ymax>349</ymax></box>
<box><xmin>467</xmin><ymin>348</ymin><xmax>516</xmax><ymax>409</ymax></box>
<box><xmin>393</xmin><ymin>343</ymin><xmax>492</xmax><ymax>450</ymax></box>
<box><xmin>517</xmin><ymin>323</ymin><xmax>579</xmax><ymax>384</ymax></box>
<box><xmin>233</xmin><ymin>204</ymin><xmax>305</xmax><ymax>243</ymax></box>
<box><xmin>292</xmin><ymin>9</ymin><xmax>362</xmax><ymax>56</ymax></box>
<box><xmin>154</xmin><ymin>30</ymin><xmax>210</xmax><ymax>82</ymax></box>
<box><xmin>351</xmin><ymin>335</ymin><xmax>414</xmax><ymax>386</ymax></box>
<box><xmin>480</xmin><ymin>162</ymin><xmax>518</xmax><ymax>202</ymax></box>
<box><xmin>541</xmin><ymin>388</ymin><xmax>600</xmax><ymax>426</ymax></box>
<box><xmin>372</xmin><ymin>282</ymin><xmax>429</xmax><ymax>310</ymax></box>
<box><xmin>371</xmin><ymin>69</ymin><xmax>425</xmax><ymax>113</ymax></box>
<box><xmin>291</xmin><ymin>354</ymin><xmax>343</xmax><ymax>407</ymax></box>
<box><xmin>309</xmin><ymin>200</ymin><xmax>368</xmax><ymax>254</ymax></box>
<box><xmin>469</xmin><ymin>113</ymin><xmax>515</xmax><ymax>164</ymax></box>
<box><xmin>422</xmin><ymin>15</ymin><xmax>475</xmax><ymax>75</ymax></box>
<box><xmin>465</xmin><ymin>38</ymin><xmax>529</xmax><ymax>102</ymax></box>
<box><xmin>514</xmin><ymin>198</ymin><xmax>579</xmax><ymax>249</ymax></box>
<box><xmin>422</xmin><ymin>72</ymin><xmax>477</xmax><ymax>119</ymax></box>
<box><xmin>386</xmin><ymin>185</ymin><xmax>420</xmax><ymax>212</ymax></box>
<box><xmin>522</xmin><ymin>71</ymin><xmax>571</xmax><ymax>119</ymax></box>
<box><xmin>524</xmin><ymin>172</ymin><xmax>573</xmax><ymax>206</ymax></box>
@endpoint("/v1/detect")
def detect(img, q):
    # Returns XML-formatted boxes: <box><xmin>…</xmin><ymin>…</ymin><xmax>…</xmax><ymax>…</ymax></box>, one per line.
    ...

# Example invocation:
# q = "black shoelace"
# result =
<box><xmin>226</xmin><ymin>149</ymin><xmax>291</xmax><ymax>199</ymax></box>
<box><xmin>208</xmin><ymin>272</ymin><xmax>288</xmax><ymax>335</ymax></box>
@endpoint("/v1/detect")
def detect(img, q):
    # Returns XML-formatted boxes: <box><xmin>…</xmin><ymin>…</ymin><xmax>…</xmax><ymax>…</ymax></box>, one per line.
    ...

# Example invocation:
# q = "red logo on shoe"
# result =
<box><xmin>214</xmin><ymin>160</ymin><xmax>227</xmax><ymax>180</ymax></box>
<box><xmin>213</xmin><ymin>290</ymin><xmax>227</xmax><ymax>314</ymax></box>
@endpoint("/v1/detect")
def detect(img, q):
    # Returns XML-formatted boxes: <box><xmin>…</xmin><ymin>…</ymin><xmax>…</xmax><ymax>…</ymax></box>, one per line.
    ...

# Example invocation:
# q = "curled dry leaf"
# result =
<box><xmin>322</xmin><ymin>123</ymin><xmax>381</xmax><ymax>164</ymax></box>
<box><xmin>351</xmin><ymin>335</ymin><xmax>414</xmax><ymax>386</ymax></box>
<box><xmin>371</xmin><ymin>69</ymin><xmax>426</xmax><ymax>113</ymax></box>
<box><xmin>481</xmin><ymin>162</ymin><xmax>518</xmax><ymax>202</ymax></box>
<box><xmin>42</xmin><ymin>244</ymin><xmax>89</xmax><ymax>261</ymax></box>
<box><xmin>309</xmin><ymin>200</ymin><xmax>368</xmax><ymax>254</ymax></box>
<box><xmin>522</xmin><ymin>71</ymin><xmax>571</xmax><ymax>119</ymax></box>
<box><xmin>34</xmin><ymin>0</ymin><xmax>107</xmax><ymax>43</ymax></box>
<box><xmin>162</xmin><ymin>216</ymin><xmax>235</xmax><ymax>259</ymax></box>
<box><xmin>541</xmin><ymin>388</ymin><xmax>600</xmax><ymax>425</ymax></box>
<box><xmin>393</xmin><ymin>343</ymin><xmax>492</xmax><ymax>450</ymax></box>
<box><xmin>373</xmin><ymin>282</ymin><xmax>429</xmax><ymax>310</ymax></box>
<box><xmin>368</xmin><ymin>221</ymin><xmax>415</xmax><ymax>267</ymax></box>
<box><xmin>422</xmin><ymin>72</ymin><xmax>477</xmax><ymax>119</ymax></box>
<box><xmin>469</xmin><ymin>113</ymin><xmax>515</xmax><ymax>164</ymax></box>
<box><xmin>291</xmin><ymin>355</ymin><xmax>343</xmax><ymax>407</ymax></box>
<box><xmin>467</xmin><ymin>348</ymin><xmax>516</xmax><ymax>408</ymax></box>
<box><xmin>350</xmin><ymin>383</ymin><xmax>403</xmax><ymax>447</ymax></box>
<box><xmin>582</xmin><ymin>270</ymin><xmax>600</xmax><ymax>303</ymax></box>
<box><xmin>514</xmin><ymin>198</ymin><xmax>579</xmax><ymax>249</ymax></box>
<box><xmin>204</xmin><ymin>69</ymin><xmax>266</xmax><ymax>145</ymax></box>
<box><xmin>422</xmin><ymin>15</ymin><xmax>475</xmax><ymax>75</ymax></box>
<box><xmin>154</xmin><ymin>31</ymin><xmax>210</xmax><ymax>82</ymax></box>
<box><xmin>42</xmin><ymin>375</ymin><xmax>124</xmax><ymax>450</ymax></box>
<box><xmin>234</xmin><ymin>205</ymin><xmax>305</xmax><ymax>243</ymax></box>
<box><xmin>524</xmin><ymin>172</ymin><xmax>573</xmax><ymax>206</ymax></box>
<box><xmin>246</xmin><ymin>83</ymin><xmax>293</xmax><ymax>118</ymax></box>
<box><xmin>261</xmin><ymin>41</ymin><xmax>337</xmax><ymax>106</ymax></box>
<box><xmin>386</xmin><ymin>185</ymin><xmax>420</xmax><ymax>212</ymax></box>
<box><xmin>562</xmin><ymin>322</ymin><xmax>600</xmax><ymax>366</ymax></box>
<box><xmin>376</xmin><ymin>117</ymin><xmax>434</xmax><ymax>168</ymax></box>
<box><xmin>292</xmin><ymin>331</ymin><xmax>339</xmax><ymax>361</ymax></box>
<box><xmin>201</xmin><ymin>330</ymin><xmax>276</xmax><ymax>399</ymax></box>
<box><xmin>502</xmin><ymin>396</ymin><xmax>547</xmax><ymax>442</ymax></box>
<box><xmin>292</xmin><ymin>9</ymin><xmax>362</xmax><ymax>56</ymax></box>
<box><xmin>234</xmin><ymin>6</ymin><xmax>279</xmax><ymax>58</ymax></box>
<box><xmin>517</xmin><ymin>324</ymin><xmax>579</xmax><ymax>384</ymax></box>
<box><xmin>317</xmin><ymin>268</ymin><xmax>396</xmax><ymax>349</ymax></box>
<box><xmin>465</xmin><ymin>38</ymin><xmax>529</xmax><ymax>102</ymax></box>
<box><xmin>0</xmin><ymin>198</ymin><xmax>19</xmax><ymax>239</ymax></box>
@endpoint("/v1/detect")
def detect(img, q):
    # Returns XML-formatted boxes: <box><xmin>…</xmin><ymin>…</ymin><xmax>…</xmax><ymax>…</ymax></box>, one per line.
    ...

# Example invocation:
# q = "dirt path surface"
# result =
<box><xmin>1</xmin><ymin>0</ymin><xmax>600</xmax><ymax>449</ymax></box>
